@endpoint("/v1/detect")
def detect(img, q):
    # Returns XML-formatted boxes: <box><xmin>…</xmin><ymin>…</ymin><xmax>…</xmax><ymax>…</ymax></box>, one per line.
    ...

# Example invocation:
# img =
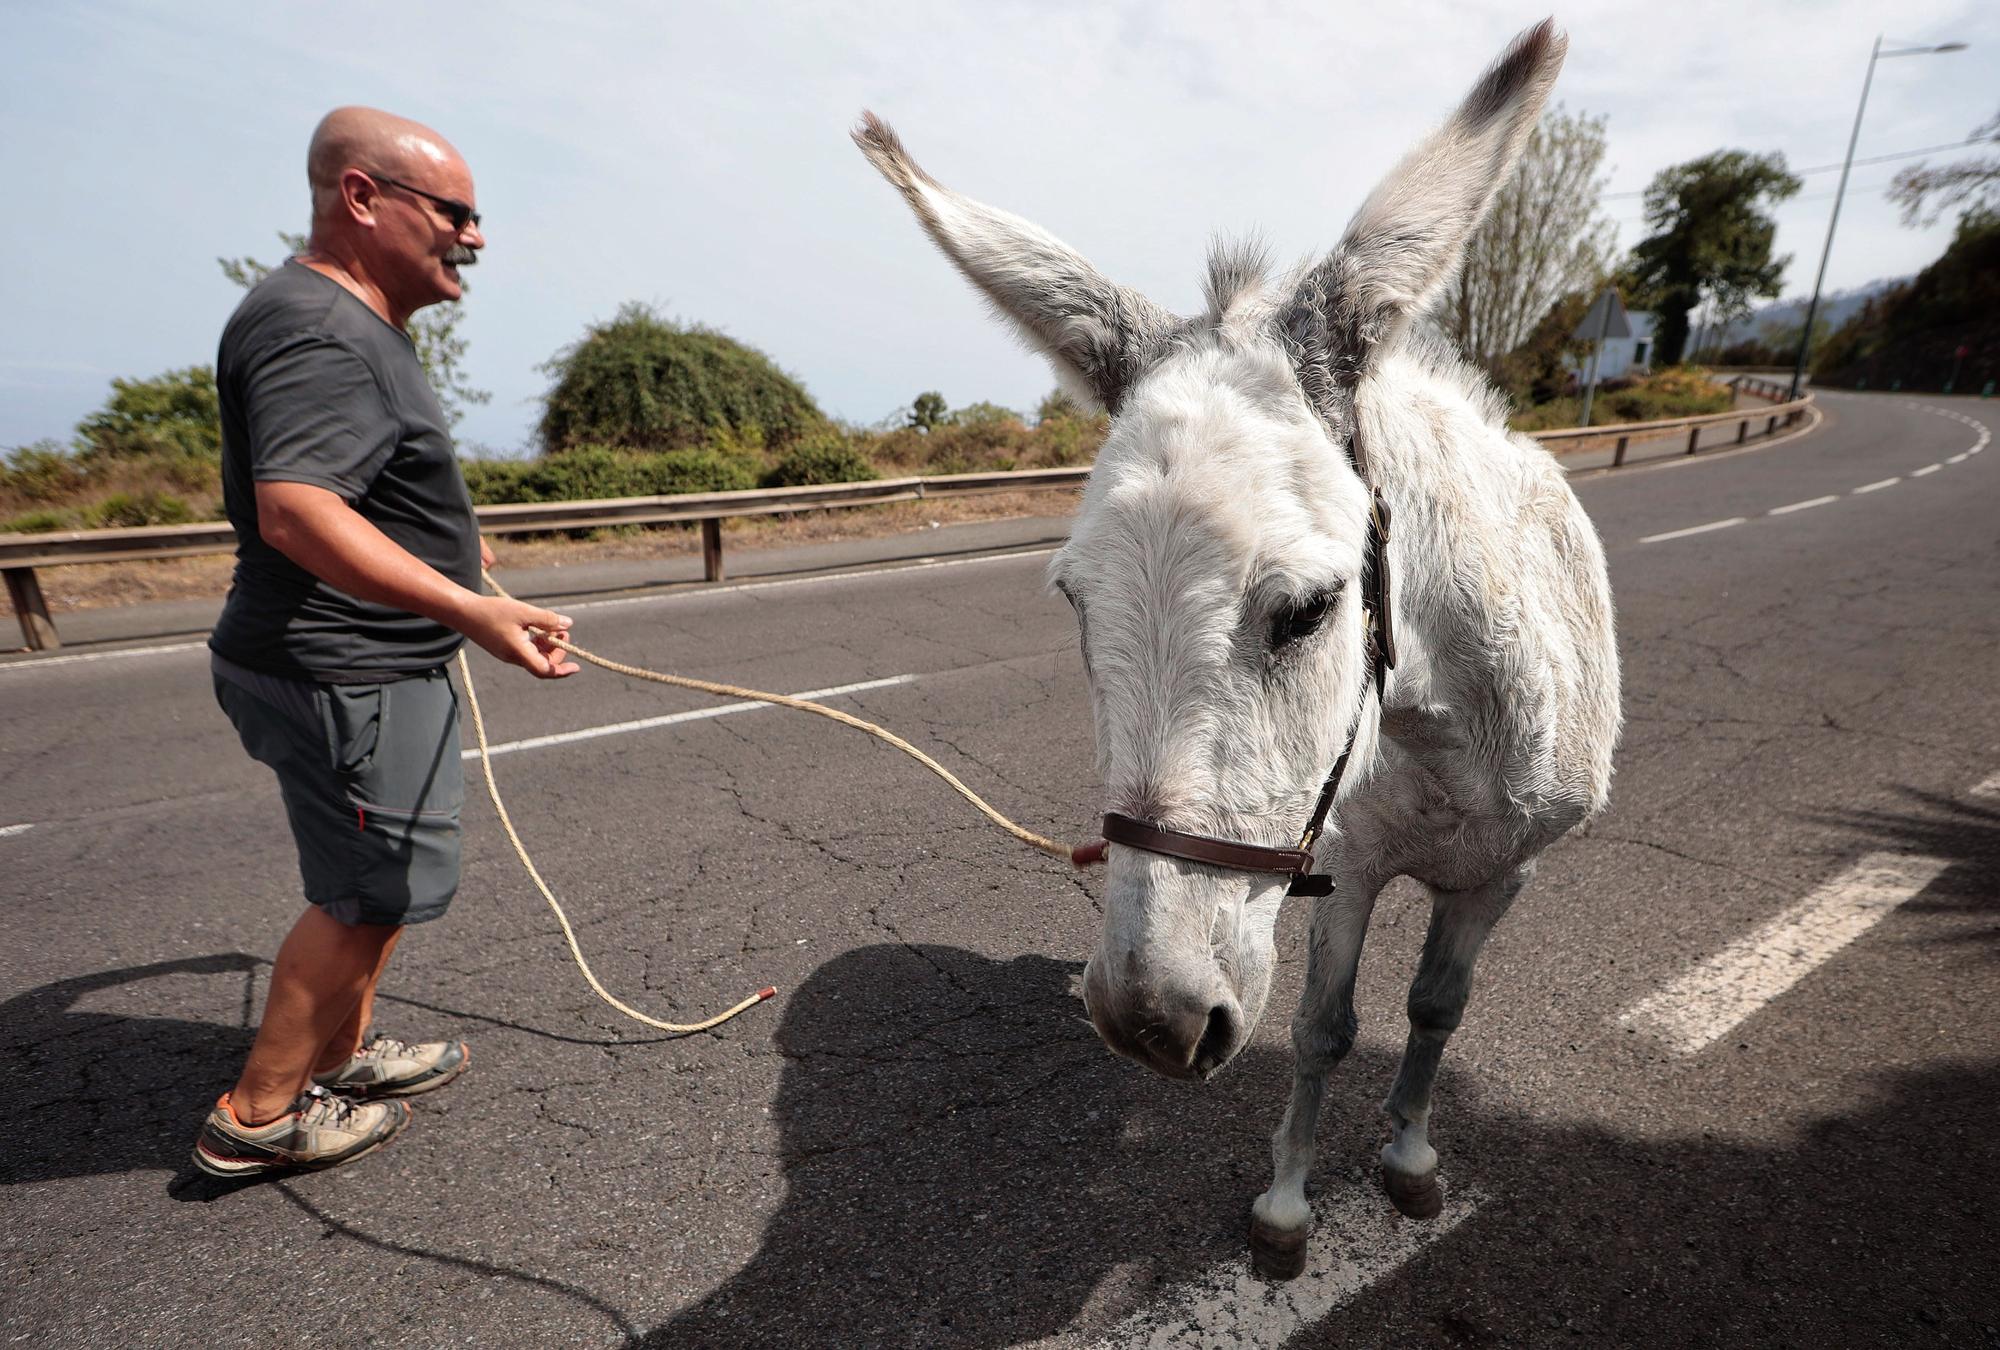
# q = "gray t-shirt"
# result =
<box><xmin>210</xmin><ymin>261</ymin><xmax>481</xmax><ymax>681</ymax></box>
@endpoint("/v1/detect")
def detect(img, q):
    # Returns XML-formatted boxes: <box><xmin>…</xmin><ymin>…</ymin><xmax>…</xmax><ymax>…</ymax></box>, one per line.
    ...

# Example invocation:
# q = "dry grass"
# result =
<box><xmin>1</xmin><ymin>487</ymin><xmax>1082</xmax><ymax>618</ymax></box>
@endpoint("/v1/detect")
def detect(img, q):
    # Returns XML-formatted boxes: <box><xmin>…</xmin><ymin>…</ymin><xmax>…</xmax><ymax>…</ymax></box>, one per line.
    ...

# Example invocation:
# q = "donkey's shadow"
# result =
<box><xmin>639</xmin><ymin>943</ymin><xmax>1386</xmax><ymax>1349</ymax></box>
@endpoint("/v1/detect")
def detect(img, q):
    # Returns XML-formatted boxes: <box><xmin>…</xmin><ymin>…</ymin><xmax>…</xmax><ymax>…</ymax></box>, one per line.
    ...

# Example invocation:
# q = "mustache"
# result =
<box><xmin>444</xmin><ymin>245</ymin><xmax>479</xmax><ymax>267</ymax></box>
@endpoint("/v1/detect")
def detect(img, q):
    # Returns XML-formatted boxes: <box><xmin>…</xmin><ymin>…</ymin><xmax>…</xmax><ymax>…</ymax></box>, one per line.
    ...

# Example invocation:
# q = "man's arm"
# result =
<box><xmin>257</xmin><ymin>481</ymin><xmax>578</xmax><ymax>678</ymax></box>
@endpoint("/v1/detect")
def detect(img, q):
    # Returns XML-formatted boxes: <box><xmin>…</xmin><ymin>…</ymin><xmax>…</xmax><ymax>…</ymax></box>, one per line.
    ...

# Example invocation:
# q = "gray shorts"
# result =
<box><xmin>213</xmin><ymin>653</ymin><xmax>464</xmax><ymax>926</ymax></box>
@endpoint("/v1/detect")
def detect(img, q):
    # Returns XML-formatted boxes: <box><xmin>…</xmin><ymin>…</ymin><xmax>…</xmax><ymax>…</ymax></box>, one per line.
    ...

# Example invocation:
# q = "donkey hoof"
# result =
<box><xmin>1381</xmin><ymin>1166</ymin><xmax>1444</xmax><ymax>1219</ymax></box>
<box><xmin>1248</xmin><ymin>1215</ymin><xmax>1309</xmax><ymax>1281</ymax></box>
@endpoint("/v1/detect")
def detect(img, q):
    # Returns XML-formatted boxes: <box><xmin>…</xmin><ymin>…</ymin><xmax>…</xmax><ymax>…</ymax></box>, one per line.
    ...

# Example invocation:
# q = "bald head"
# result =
<box><xmin>308</xmin><ymin>107</ymin><xmax>463</xmax><ymax>219</ymax></box>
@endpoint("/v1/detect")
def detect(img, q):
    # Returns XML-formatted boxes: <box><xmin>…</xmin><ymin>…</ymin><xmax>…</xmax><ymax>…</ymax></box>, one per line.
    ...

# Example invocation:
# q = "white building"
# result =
<box><xmin>1570</xmin><ymin>311</ymin><xmax>1656</xmax><ymax>382</ymax></box>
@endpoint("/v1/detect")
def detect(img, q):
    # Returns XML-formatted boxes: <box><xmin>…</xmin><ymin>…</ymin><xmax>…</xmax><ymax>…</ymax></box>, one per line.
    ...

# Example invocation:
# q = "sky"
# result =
<box><xmin>3</xmin><ymin>0</ymin><xmax>1994</xmax><ymax>456</ymax></box>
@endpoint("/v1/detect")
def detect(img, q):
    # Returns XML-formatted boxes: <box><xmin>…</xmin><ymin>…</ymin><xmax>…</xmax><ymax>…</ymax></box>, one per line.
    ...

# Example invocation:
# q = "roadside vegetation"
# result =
<box><xmin>10</xmin><ymin>107</ymin><xmax>1992</xmax><ymax>537</ymax></box>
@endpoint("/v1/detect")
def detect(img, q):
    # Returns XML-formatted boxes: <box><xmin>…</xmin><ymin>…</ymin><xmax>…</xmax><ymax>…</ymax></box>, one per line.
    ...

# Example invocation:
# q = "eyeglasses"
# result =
<box><xmin>365</xmin><ymin>170</ymin><xmax>481</xmax><ymax>232</ymax></box>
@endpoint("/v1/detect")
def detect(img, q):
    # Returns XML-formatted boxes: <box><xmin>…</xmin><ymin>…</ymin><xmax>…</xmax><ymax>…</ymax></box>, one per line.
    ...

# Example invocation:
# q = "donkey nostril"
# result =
<box><xmin>1194</xmin><ymin>1003</ymin><xmax>1237</xmax><ymax>1074</ymax></box>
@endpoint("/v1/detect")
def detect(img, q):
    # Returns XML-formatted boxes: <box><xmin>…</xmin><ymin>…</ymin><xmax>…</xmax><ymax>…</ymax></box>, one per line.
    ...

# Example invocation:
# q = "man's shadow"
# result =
<box><xmin>0</xmin><ymin>953</ymin><xmax>263</xmax><ymax>1186</ymax></box>
<box><xmin>639</xmin><ymin>942</ymin><xmax>1379</xmax><ymax>1349</ymax></box>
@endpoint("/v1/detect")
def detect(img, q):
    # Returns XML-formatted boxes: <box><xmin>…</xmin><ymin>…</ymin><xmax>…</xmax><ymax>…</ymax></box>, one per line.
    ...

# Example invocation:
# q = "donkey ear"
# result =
<box><xmin>854</xmin><ymin>112</ymin><xmax>1178</xmax><ymax>413</ymax></box>
<box><xmin>1281</xmin><ymin>20</ymin><xmax>1567</xmax><ymax>384</ymax></box>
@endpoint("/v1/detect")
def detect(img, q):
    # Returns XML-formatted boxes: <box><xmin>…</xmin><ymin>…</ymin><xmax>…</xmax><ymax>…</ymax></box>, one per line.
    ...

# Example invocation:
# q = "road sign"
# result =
<box><xmin>1573</xmin><ymin>289</ymin><xmax>1632</xmax><ymax>342</ymax></box>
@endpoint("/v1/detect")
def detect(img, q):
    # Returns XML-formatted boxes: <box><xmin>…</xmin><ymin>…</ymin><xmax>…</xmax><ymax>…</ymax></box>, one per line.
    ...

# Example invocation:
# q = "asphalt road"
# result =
<box><xmin>3</xmin><ymin>390</ymin><xmax>1996</xmax><ymax>1348</ymax></box>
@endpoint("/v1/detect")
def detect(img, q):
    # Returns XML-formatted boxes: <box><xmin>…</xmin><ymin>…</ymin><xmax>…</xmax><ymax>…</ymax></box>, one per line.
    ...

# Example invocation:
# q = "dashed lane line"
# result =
<box><xmin>1617</xmin><ymin>852</ymin><xmax>1953</xmax><ymax>1055</ymax></box>
<box><xmin>1640</xmin><ymin>393</ymin><xmax>1990</xmax><ymax>544</ymax></box>
<box><xmin>1768</xmin><ymin>495</ymin><xmax>1839</xmax><ymax>515</ymax></box>
<box><xmin>0</xmin><ymin>824</ymin><xmax>33</xmax><ymax>839</ymax></box>
<box><xmin>461</xmin><ymin>674</ymin><xmax>918</xmax><ymax>758</ymax></box>
<box><xmin>1971</xmin><ymin>772</ymin><xmax>2000</xmax><ymax>800</ymax></box>
<box><xmin>1639</xmin><ymin>517</ymin><xmax>1745</xmax><ymax>544</ymax></box>
<box><xmin>1072</xmin><ymin>1190</ymin><xmax>1481</xmax><ymax>1349</ymax></box>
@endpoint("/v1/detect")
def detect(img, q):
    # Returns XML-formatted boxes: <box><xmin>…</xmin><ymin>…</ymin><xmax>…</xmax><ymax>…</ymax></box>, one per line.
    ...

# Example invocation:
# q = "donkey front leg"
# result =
<box><xmin>1249</xmin><ymin>869</ymin><xmax>1388</xmax><ymax>1280</ymax></box>
<box><xmin>1380</xmin><ymin>864</ymin><xmax>1530</xmax><ymax>1219</ymax></box>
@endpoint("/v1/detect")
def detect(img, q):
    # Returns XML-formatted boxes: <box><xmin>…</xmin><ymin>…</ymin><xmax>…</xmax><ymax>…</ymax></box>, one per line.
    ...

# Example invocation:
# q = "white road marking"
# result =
<box><xmin>1852</xmin><ymin>478</ymin><xmax>1901</xmax><ymax>494</ymax></box>
<box><xmin>0</xmin><ymin>823</ymin><xmax>34</xmax><ymax>838</ymax></box>
<box><xmin>1083</xmin><ymin>1190</ymin><xmax>1481</xmax><ymax>1349</ymax></box>
<box><xmin>1618</xmin><ymin>852</ymin><xmax>1952</xmax><ymax>1055</ymax></box>
<box><xmin>1768</xmin><ymin>495</ymin><xmax>1839</xmax><ymax>515</ymax></box>
<box><xmin>1910</xmin><ymin>464</ymin><xmax>1942</xmax><ymax>477</ymax></box>
<box><xmin>1947</xmin><ymin>453</ymin><xmax>1970</xmax><ymax>464</ymax></box>
<box><xmin>462</xmin><ymin>674</ymin><xmax>917</xmax><ymax>758</ymax></box>
<box><xmin>1970</xmin><ymin>772</ymin><xmax>2000</xmax><ymax>800</ymax></box>
<box><xmin>0</xmin><ymin>639</ymin><xmax>209</xmax><ymax>672</ymax></box>
<box><xmin>0</xmin><ymin>549</ymin><xmax>1063</xmax><ymax>676</ymax></box>
<box><xmin>1640</xmin><ymin>517</ymin><xmax>1745</xmax><ymax>544</ymax></box>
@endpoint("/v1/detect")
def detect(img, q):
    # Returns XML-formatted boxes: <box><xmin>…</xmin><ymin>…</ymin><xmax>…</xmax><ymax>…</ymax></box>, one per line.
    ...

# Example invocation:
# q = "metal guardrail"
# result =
<box><xmin>0</xmin><ymin>388</ymin><xmax>1810</xmax><ymax>652</ymax></box>
<box><xmin>0</xmin><ymin>467</ymin><xmax>1089</xmax><ymax>650</ymax></box>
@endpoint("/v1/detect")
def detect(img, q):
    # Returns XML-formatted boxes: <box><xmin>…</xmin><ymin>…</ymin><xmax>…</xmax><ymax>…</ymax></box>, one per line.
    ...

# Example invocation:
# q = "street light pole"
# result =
<box><xmin>1786</xmin><ymin>36</ymin><xmax>1967</xmax><ymax>400</ymax></box>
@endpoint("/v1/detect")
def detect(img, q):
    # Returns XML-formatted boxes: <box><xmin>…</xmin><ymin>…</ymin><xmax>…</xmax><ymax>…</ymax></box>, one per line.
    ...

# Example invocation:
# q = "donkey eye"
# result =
<box><xmin>1270</xmin><ymin>591</ymin><xmax>1334</xmax><ymax>647</ymax></box>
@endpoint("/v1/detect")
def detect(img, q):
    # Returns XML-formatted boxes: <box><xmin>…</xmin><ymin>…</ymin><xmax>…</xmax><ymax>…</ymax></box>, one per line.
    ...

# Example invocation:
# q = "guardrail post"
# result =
<box><xmin>1768</xmin><ymin>415</ymin><xmax>1777</xmax><ymax>435</ymax></box>
<box><xmin>1613</xmin><ymin>435</ymin><xmax>1629</xmax><ymax>467</ymax></box>
<box><xmin>1686</xmin><ymin>426</ymin><xmax>1701</xmax><ymax>456</ymax></box>
<box><xmin>1737</xmin><ymin>419</ymin><xmax>1749</xmax><ymax>444</ymax></box>
<box><xmin>5</xmin><ymin>566</ymin><xmax>60</xmax><ymax>651</ymax></box>
<box><xmin>700</xmin><ymin>518</ymin><xmax>724</xmax><ymax>582</ymax></box>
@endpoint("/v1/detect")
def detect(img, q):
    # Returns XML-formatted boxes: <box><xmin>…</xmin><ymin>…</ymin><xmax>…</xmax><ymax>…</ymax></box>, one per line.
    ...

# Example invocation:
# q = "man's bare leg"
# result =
<box><xmin>231</xmin><ymin>906</ymin><xmax>401</xmax><ymax>1124</ymax></box>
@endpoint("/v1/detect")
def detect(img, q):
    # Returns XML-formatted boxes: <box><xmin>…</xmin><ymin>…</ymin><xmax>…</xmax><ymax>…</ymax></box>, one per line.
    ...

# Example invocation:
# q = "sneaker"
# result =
<box><xmin>312</xmin><ymin>1031</ymin><xmax>470</xmax><ymax>1099</ymax></box>
<box><xmin>192</xmin><ymin>1086</ymin><xmax>410</xmax><ymax>1178</ymax></box>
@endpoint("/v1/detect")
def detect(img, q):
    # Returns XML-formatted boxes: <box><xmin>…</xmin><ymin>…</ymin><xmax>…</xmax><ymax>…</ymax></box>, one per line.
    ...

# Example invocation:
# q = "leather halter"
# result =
<box><xmin>1072</xmin><ymin>449</ymin><xmax>1396</xmax><ymax>899</ymax></box>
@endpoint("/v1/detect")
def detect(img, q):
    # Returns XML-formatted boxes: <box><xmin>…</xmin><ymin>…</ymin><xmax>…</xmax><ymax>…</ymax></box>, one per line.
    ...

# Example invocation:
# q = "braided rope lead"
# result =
<box><xmin>461</xmin><ymin>570</ymin><xmax>1084</xmax><ymax>1035</ymax></box>
<box><xmin>457</xmin><ymin>647</ymin><xmax>775</xmax><ymax>1034</ymax></box>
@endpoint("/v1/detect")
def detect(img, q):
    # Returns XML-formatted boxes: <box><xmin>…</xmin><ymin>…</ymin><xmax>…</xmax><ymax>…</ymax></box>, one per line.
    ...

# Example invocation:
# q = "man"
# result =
<box><xmin>194</xmin><ymin>107</ymin><xmax>579</xmax><ymax>1178</ymax></box>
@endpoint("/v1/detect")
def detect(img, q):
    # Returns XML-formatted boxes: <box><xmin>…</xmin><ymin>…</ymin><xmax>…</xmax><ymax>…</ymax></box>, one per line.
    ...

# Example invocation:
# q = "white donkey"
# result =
<box><xmin>857</xmin><ymin>19</ymin><xmax>1619</xmax><ymax>1279</ymax></box>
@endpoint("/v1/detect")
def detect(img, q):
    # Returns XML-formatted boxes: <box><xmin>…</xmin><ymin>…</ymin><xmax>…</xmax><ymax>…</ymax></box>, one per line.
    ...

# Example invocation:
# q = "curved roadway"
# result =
<box><xmin>2</xmin><ymin>390</ymin><xmax>1995</xmax><ymax>1347</ymax></box>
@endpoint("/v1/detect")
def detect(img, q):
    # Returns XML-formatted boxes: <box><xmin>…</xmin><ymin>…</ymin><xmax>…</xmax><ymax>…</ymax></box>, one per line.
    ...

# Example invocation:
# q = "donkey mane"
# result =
<box><xmin>1198</xmin><ymin>240</ymin><xmax>1515</xmax><ymax>446</ymax></box>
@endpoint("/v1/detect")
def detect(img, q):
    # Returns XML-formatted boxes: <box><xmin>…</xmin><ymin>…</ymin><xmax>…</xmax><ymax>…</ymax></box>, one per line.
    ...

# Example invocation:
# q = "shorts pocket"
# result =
<box><xmin>336</xmin><ymin>671</ymin><xmax>464</xmax><ymax>924</ymax></box>
<box><xmin>321</xmin><ymin>683</ymin><xmax>384</xmax><ymax>778</ymax></box>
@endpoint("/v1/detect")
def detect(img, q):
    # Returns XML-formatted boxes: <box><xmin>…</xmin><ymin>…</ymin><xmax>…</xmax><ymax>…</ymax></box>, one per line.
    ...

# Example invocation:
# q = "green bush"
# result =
<box><xmin>2</xmin><ymin>509</ymin><xmax>73</xmax><ymax>534</ymax></box>
<box><xmin>85</xmin><ymin>490</ymin><xmax>195</xmax><ymax>528</ymax></box>
<box><xmin>458</xmin><ymin>458</ymin><xmax>535</xmax><ymax>506</ymax></box>
<box><xmin>460</xmin><ymin>446</ymin><xmax>759</xmax><ymax>506</ymax></box>
<box><xmin>761</xmin><ymin>435</ymin><xmax>879</xmax><ymax>488</ymax></box>
<box><xmin>74</xmin><ymin>367</ymin><xmax>221</xmax><ymax>462</ymax></box>
<box><xmin>1</xmin><ymin>441</ymin><xmax>91</xmax><ymax>502</ymax></box>
<box><xmin>1035</xmin><ymin>414</ymin><xmax>1101</xmax><ymax>467</ymax></box>
<box><xmin>635</xmin><ymin>447</ymin><xmax>759</xmax><ymax>495</ymax></box>
<box><xmin>538</xmin><ymin>303</ymin><xmax>827</xmax><ymax>453</ymax></box>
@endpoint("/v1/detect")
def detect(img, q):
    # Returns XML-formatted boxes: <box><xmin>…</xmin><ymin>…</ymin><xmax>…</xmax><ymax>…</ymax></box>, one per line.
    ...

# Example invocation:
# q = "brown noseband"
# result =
<box><xmin>1073</xmin><ymin>483</ymin><xmax>1395</xmax><ymax>900</ymax></box>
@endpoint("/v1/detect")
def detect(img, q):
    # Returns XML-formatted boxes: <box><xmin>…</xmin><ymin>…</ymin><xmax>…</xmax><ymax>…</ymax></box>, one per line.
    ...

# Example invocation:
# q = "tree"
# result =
<box><xmin>73</xmin><ymin>367</ymin><xmax>221</xmax><ymax>462</ymax></box>
<box><xmin>1035</xmin><ymin>388</ymin><xmax>1082</xmax><ymax>422</ymax></box>
<box><xmin>1488</xmin><ymin>290</ymin><xmax>1593</xmax><ymax>406</ymax></box>
<box><xmin>1811</xmin><ymin>208</ymin><xmax>1999</xmax><ymax>392</ymax></box>
<box><xmin>1889</xmin><ymin>108</ymin><xmax>2000</xmax><ymax>226</ymax></box>
<box><xmin>1439</xmin><ymin>104</ymin><xmax>1615</xmax><ymax>362</ymax></box>
<box><xmin>907</xmin><ymin>391</ymin><xmax>949</xmax><ymax>432</ymax></box>
<box><xmin>1626</xmin><ymin>151</ymin><xmax>1802</xmax><ymax>366</ymax></box>
<box><xmin>538</xmin><ymin>303</ymin><xmax>826</xmax><ymax>454</ymax></box>
<box><xmin>218</xmin><ymin>232</ymin><xmax>491</xmax><ymax>428</ymax></box>
<box><xmin>949</xmin><ymin>401</ymin><xmax>1021</xmax><ymax>428</ymax></box>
